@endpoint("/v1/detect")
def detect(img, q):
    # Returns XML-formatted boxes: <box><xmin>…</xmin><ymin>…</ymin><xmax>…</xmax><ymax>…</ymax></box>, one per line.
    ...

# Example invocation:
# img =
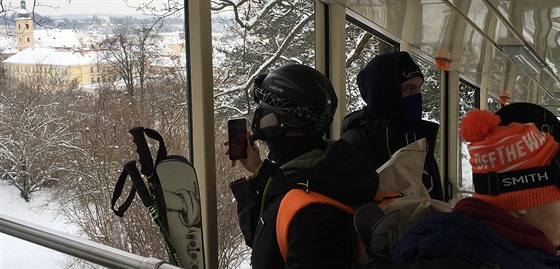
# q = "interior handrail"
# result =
<box><xmin>0</xmin><ymin>213</ymin><xmax>183</xmax><ymax>269</ymax></box>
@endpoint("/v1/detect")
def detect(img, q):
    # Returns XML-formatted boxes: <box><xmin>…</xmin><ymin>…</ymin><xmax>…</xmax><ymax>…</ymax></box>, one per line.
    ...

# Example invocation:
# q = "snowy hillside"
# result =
<box><xmin>0</xmin><ymin>180</ymin><xmax>76</xmax><ymax>268</ymax></box>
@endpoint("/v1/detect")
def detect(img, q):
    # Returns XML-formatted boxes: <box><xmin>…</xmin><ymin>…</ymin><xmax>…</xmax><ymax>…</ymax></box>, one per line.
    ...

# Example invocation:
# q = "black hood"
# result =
<box><xmin>358</xmin><ymin>51</ymin><xmax>423</xmax><ymax>121</ymax></box>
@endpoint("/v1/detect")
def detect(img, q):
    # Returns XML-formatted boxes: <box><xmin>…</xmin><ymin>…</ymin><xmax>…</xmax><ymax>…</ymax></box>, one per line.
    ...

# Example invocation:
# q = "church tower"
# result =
<box><xmin>16</xmin><ymin>0</ymin><xmax>34</xmax><ymax>51</ymax></box>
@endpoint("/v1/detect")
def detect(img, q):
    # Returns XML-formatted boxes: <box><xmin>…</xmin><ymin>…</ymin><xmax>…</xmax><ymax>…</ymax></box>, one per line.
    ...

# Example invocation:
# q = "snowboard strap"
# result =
<box><xmin>110</xmin><ymin>127</ymin><xmax>169</xmax><ymax>221</ymax></box>
<box><xmin>129</xmin><ymin>126</ymin><xmax>169</xmax><ymax>228</ymax></box>
<box><xmin>111</xmin><ymin>168</ymin><xmax>137</xmax><ymax>217</ymax></box>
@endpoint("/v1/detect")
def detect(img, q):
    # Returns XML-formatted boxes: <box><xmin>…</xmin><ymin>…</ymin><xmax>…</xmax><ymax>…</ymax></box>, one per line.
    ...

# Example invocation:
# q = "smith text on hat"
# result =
<box><xmin>502</xmin><ymin>171</ymin><xmax>550</xmax><ymax>187</ymax></box>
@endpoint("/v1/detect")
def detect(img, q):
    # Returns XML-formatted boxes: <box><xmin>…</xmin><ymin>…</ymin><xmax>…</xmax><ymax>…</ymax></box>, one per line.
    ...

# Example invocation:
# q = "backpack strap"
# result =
<box><xmin>276</xmin><ymin>189</ymin><xmax>355</xmax><ymax>260</ymax></box>
<box><xmin>374</xmin><ymin>191</ymin><xmax>404</xmax><ymax>208</ymax></box>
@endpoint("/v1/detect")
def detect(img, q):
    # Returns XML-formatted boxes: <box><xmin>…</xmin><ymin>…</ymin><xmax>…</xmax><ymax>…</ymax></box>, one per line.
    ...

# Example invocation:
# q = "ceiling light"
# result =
<box><xmin>500</xmin><ymin>45</ymin><xmax>546</xmax><ymax>74</ymax></box>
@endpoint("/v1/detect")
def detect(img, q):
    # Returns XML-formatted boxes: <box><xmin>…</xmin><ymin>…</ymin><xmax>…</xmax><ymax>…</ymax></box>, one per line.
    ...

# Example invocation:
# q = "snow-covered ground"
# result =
<box><xmin>0</xmin><ymin>180</ymin><xmax>251</xmax><ymax>269</ymax></box>
<box><xmin>0</xmin><ymin>180</ymin><xmax>76</xmax><ymax>268</ymax></box>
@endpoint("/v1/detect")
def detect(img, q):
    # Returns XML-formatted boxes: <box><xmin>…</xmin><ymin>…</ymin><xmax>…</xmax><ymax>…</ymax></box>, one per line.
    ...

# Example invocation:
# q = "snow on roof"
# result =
<box><xmin>157</xmin><ymin>31</ymin><xmax>182</xmax><ymax>44</ymax></box>
<box><xmin>34</xmin><ymin>29</ymin><xmax>85</xmax><ymax>49</ymax></box>
<box><xmin>3</xmin><ymin>47</ymin><xmax>101</xmax><ymax>66</ymax></box>
<box><xmin>156</xmin><ymin>55</ymin><xmax>186</xmax><ymax>68</ymax></box>
<box><xmin>15</xmin><ymin>10</ymin><xmax>30</xmax><ymax>17</ymax></box>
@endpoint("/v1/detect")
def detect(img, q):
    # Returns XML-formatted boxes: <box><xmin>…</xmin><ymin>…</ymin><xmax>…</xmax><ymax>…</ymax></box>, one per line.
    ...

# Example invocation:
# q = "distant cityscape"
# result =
<box><xmin>0</xmin><ymin>1</ymin><xmax>187</xmax><ymax>93</ymax></box>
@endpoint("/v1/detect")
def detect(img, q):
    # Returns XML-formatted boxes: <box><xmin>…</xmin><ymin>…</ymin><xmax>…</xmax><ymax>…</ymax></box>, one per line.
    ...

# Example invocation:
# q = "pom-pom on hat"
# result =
<box><xmin>460</xmin><ymin>109</ymin><xmax>560</xmax><ymax>211</ymax></box>
<box><xmin>460</xmin><ymin>110</ymin><xmax>500</xmax><ymax>142</ymax></box>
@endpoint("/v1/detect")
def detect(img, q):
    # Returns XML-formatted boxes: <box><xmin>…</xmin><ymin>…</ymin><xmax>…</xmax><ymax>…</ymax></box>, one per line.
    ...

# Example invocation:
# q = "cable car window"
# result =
<box><xmin>1</xmin><ymin>1</ymin><xmax>189</xmax><ymax>268</ymax></box>
<box><xmin>487</xmin><ymin>95</ymin><xmax>501</xmax><ymax>113</ymax></box>
<box><xmin>344</xmin><ymin>19</ymin><xmax>398</xmax><ymax>114</ymax></box>
<box><xmin>458</xmin><ymin>80</ymin><xmax>479</xmax><ymax>198</ymax></box>
<box><xmin>211</xmin><ymin>1</ymin><xmax>316</xmax><ymax>267</ymax></box>
<box><xmin>415</xmin><ymin>56</ymin><xmax>441</xmax><ymax>163</ymax></box>
<box><xmin>415</xmin><ymin>56</ymin><xmax>441</xmax><ymax>124</ymax></box>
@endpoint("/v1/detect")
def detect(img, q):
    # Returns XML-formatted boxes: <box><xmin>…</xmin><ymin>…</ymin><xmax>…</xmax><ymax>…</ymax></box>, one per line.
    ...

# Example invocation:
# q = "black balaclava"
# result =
<box><xmin>266</xmin><ymin>135</ymin><xmax>327</xmax><ymax>167</ymax></box>
<box><xmin>357</xmin><ymin>51</ymin><xmax>424</xmax><ymax>130</ymax></box>
<box><xmin>403</xmin><ymin>93</ymin><xmax>422</xmax><ymax>131</ymax></box>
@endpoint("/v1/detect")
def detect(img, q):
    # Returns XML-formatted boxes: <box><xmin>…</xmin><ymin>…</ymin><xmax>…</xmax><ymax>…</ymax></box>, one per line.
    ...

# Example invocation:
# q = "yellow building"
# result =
<box><xmin>5</xmin><ymin>1</ymin><xmax>169</xmax><ymax>92</ymax></box>
<box><xmin>5</xmin><ymin>0</ymin><xmax>109</xmax><ymax>92</ymax></box>
<box><xmin>3</xmin><ymin>47</ymin><xmax>113</xmax><ymax>90</ymax></box>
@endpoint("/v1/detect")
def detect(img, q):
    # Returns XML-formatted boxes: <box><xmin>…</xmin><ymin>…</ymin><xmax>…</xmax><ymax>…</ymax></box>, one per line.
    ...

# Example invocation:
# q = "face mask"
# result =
<box><xmin>403</xmin><ymin>93</ymin><xmax>422</xmax><ymax>130</ymax></box>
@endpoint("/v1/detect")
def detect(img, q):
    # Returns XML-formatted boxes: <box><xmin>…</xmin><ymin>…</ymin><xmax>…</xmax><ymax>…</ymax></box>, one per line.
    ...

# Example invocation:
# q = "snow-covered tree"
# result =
<box><xmin>99</xmin><ymin>24</ymin><xmax>161</xmax><ymax>99</ymax></box>
<box><xmin>0</xmin><ymin>74</ymin><xmax>80</xmax><ymax>202</ymax></box>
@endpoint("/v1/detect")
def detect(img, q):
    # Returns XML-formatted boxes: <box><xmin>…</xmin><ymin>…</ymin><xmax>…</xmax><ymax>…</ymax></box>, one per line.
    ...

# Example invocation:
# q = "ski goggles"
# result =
<box><xmin>250</xmin><ymin>104</ymin><xmax>287</xmax><ymax>142</ymax></box>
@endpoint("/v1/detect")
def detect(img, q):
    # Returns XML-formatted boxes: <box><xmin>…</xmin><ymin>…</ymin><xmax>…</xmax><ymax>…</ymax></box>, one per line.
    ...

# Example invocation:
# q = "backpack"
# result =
<box><xmin>373</xmin><ymin>138</ymin><xmax>451</xmax><ymax>240</ymax></box>
<box><xmin>351</xmin><ymin>203</ymin><xmax>500</xmax><ymax>269</ymax></box>
<box><xmin>276</xmin><ymin>138</ymin><xmax>475</xmax><ymax>267</ymax></box>
<box><xmin>275</xmin><ymin>139</ymin><xmax>450</xmax><ymax>260</ymax></box>
<box><xmin>351</xmin><ymin>258</ymin><xmax>500</xmax><ymax>269</ymax></box>
<box><xmin>276</xmin><ymin>189</ymin><xmax>355</xmax><ymax>259</ymax></box>
<box><xmin>351</xmin><ymin>139</ymin><xmax>499</xmax><ymax>268</ymax></box>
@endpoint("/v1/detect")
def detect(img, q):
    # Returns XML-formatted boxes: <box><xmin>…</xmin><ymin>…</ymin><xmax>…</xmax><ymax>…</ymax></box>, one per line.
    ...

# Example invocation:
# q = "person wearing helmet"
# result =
<box><xmin>341</xmin><ymin>51</ymin><xmax>444</xmax><ymax>201</ymax></box>
<box><xmin>227</xmin><ymin>64</ymin><xmax>378</xmax><ymax>268</ymax></box>
<box><xmin>495</xmin><ymin>102</ymin><xmax>560</xmax><ymax>142</ymax></box>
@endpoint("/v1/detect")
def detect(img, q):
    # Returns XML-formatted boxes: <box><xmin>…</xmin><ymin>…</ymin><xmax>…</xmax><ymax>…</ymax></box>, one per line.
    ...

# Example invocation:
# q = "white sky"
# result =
<box><xmin>5</xmin><ymin>0</ymin><xmax>174</xmax><ymax>16</ymax></box>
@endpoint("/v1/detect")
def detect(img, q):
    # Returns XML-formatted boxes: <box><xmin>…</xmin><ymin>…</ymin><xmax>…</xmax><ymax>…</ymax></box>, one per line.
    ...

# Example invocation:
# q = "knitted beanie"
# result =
<box><xmin>460</xmin><ymin>109</ymin><xmax>560</xmax><ymax>211</ymax></box>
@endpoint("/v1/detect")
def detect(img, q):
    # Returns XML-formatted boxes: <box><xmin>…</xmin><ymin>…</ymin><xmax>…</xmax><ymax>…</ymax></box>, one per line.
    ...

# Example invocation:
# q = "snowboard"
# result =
<box><xmin>156</xmin><ymin>155</ymin><xmax>205</xmax><ymax>269</ymax></box>
<box><xmin>111</xmin><ymin>127</ymin><xmax>205</xmax><ymax>269</ymax></box>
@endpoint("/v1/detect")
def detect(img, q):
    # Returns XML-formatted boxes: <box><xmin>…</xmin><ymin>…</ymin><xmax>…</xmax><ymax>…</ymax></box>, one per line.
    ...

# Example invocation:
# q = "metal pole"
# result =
<box><xmin>0</xmin><ymin>214</ymin><xmax>184</xmax><ymax>269</ymax></box>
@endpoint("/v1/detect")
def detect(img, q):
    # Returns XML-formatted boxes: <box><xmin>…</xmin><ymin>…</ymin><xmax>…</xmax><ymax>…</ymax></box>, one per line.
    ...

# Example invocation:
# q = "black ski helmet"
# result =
<box><xmin>496</xmin><ymin>102</ymin><xmax>560</xmax><ymax>142</ymax></box>
<box><xmin>251</xmin><ymin>64</ymin><xmax>338</xmax><ymax>141</ymax></box>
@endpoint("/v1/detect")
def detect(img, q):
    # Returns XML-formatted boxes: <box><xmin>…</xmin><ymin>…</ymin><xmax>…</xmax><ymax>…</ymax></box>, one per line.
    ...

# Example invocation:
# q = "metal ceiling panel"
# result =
<box><xmin>336</xmin><ymin>0</ymin><xmax>560</xmax><ymax>109</ymax></box>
